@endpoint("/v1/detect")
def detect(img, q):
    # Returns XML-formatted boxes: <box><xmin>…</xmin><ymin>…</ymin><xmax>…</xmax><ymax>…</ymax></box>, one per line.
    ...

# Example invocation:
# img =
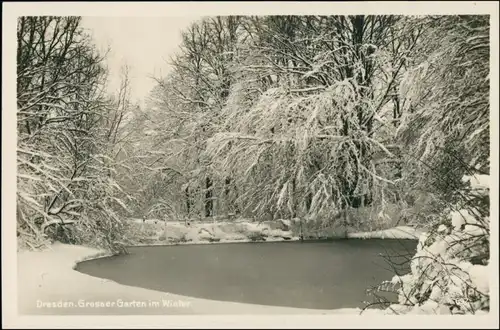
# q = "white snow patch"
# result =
<box><xmin>469</xmin><ymin>264</ymin><xmax>489</xmax><ymax>295</ymax></box>
<box><xmin>347</xmin><ymin>226</ymin><xmax>423</xmax><ymax>240</ymax></box>
<box><xmin>279</xmin><ymin>219</ymin><xmax>293</xmax><ymax>228</ymax></box>
<box><xmin>451</xmin><ymin>210</ymin><xmax>466</xmax><ymax>230</ymax></box>
<box><xmin>437</xmin><ymin>224</ymin><xmax>448</xmax><ymax>233</ymax></box>
<box><xmin>462</xmin><ymin>174</ymin><xmax>489</xmax><ymax>190</ymax></box>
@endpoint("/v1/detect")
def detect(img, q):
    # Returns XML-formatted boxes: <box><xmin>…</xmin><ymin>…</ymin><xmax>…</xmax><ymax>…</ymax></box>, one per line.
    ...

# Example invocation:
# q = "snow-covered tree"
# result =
<box><xmin>367</xmin><ymin>15</ymin><xmax>491</xmax><ymax>315</ymax></box>
<box><xmin>128</xmin><ymin>16</ymin><xmax>244</xmax><ymax>221</ymax></box>
<box><xmin>17</xmin><ymin>16</ymin><xmax>131</xmax><ymax>252</ymax></box>
<box><xmin>205</xmin><ymin>16</ymin><xmax>424</xmax><ymax>230</ymax></box>
<box><xmin>396</xmin><ymin>15</ymin><xmax>490</xmax><ymax>222</ymax></box>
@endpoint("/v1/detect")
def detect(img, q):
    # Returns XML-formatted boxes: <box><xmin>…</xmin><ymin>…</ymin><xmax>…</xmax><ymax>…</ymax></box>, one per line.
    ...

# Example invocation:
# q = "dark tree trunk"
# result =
<box><xmin>393</xmin><ymin>91</ymin><xmax>403</xmax><ymax>181</ymax></box>
<box><xmin>185</xmin><ymin>186</ymin><xmax>191</xmax><ymax>215</ymax></box>
<box><xmin>224</xmin><ymin>176</ymin><xmax>231</xmax><ymax>215</ymax></box>
<box><xmin>291</xmin><ymin>178</ymin><xmax>297</xmax><ymax>218</ymax></box>
<box><xmin>351</xmin><ymin>15</ymin><xmax>374</xmax><ymax>209</ymax></box>
<box><xmin>224</xmin><ymin>177</ymin><xmax>231</xmax><ymax>198</ymax></box>
<box><xmin>305</xmin><ymin>193</ymin><xmax>312</xmax><ymax>213</ymax></box>
<box><xmin>205</xmin><ymin>177</ymin><xmax>213</xmax><ymax>217</ymax></box>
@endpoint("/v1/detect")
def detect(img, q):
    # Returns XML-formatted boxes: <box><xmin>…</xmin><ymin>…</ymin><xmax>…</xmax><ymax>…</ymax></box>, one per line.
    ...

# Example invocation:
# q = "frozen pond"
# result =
<box><xmin>76</xmin><ymin>239</ymin><xmax>417</xmax><ymax>310</ymax></box>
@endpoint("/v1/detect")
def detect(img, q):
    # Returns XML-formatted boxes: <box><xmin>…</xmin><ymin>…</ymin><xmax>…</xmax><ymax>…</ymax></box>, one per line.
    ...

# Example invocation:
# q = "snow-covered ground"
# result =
<box><xmin>128</xmin><ymin>217</ymin><xmax>422</xmax><ymax>246</ymax></box>
<box><xmin>127</xmin><ymin>219</ymin><xmax>298</xmax><ymax>246</ymax></box>
<box><xmin>347</xmin><ymin>226</ymin><xmax>424</xmax><ymax>240</ymax></box>
<box><xmin>18</xmin><ymin>242</ymin><xmax>365</xmax><ymax>315</ymax></box>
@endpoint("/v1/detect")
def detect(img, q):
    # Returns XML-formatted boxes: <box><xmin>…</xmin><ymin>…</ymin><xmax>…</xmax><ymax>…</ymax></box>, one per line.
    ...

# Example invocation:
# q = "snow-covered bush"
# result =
<box><xmin>378</xmin><ymin>174</ymin><xmax>490</xmax><ymax>315</ymax></box>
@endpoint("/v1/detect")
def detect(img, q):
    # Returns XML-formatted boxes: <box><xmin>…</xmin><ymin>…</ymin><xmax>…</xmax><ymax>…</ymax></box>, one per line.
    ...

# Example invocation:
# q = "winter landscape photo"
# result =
<box><xmin>10</xmin><ymin>6</ymin><xmax>497</xmax><ymax>324</ymax></box>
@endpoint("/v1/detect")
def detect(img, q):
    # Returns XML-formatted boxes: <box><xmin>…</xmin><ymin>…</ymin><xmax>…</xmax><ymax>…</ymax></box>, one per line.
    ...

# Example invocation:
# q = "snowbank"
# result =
<box><xmin>347</xmin><ymin>226</ymin><xmax>423</xmax><ymax>240</ymax></box>
<box><xmin>130</xmin><ymin>215</ymin><xmax>428</xmax><ymax>245</ymax></box>
<box><xmin>377</xmin><ymin>174</ymin><xmax>491</xmax><ymax>315</ymax></box>
<box><xmin>17</xmin><ymin>243</ymin><xmax>363</xmax><ymax>315</ymax></box>
<box><xmin>133</xmin><ymin>237</ymin><xmax>301</xmax><ymax>247</ymax></box>
<box><xmin>128</xmin><ymin>219</ymin><xmax>297</xmax><ymax>246</ymax></box>
<box><xmin>129</xmin><ymin>218</ymin><xmax>427</xmax><ymax>246</ymax></box>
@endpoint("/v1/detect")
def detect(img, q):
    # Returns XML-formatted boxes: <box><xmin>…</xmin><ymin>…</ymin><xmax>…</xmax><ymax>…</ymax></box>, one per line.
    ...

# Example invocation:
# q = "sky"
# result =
<box><xmin>81</xmin><ymin>16</ymin><xmax>201</xmax><ymax>105</ymax></box>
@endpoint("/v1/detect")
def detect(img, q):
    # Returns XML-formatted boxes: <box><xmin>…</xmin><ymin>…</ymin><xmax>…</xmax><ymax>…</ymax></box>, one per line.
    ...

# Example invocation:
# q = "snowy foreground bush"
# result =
<box><xmin>376</xmin><ymin>174</ymin><xmax>490</xmax><ymax>315</ymax></box>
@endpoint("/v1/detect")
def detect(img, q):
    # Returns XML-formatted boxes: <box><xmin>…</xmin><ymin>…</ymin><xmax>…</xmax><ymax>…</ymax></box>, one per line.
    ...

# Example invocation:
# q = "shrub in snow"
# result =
<box><xmin>376</xmin><ymin>174</ymin><xmax>489</xmax><ymax>315</ymax></box>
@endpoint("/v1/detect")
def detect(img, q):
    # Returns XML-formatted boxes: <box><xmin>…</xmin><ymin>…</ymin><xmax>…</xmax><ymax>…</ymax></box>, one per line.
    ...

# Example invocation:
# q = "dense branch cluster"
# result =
<box><xmin>128</xmin><ymin>16</ymin><xmax>489</xmax><ymax>230</ymax></box>
<box><xmin>17</xmin><ymin>17</ymin><xmax>133</xmax><ymax>252</ymax></box>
